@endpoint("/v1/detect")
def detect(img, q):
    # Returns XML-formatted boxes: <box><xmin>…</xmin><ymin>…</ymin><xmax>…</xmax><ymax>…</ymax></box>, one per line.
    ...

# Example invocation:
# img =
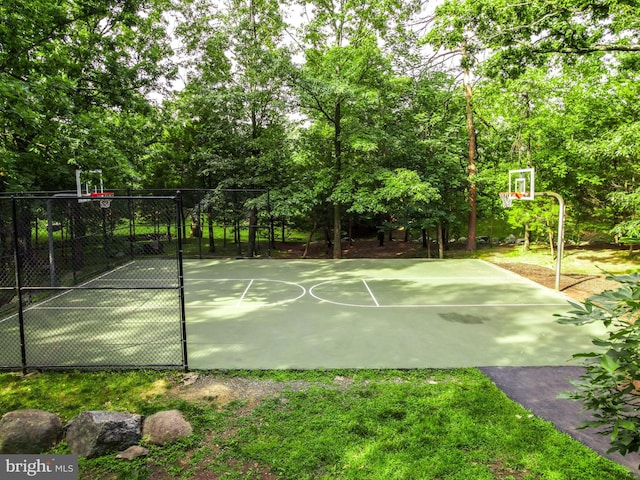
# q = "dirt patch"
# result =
<box><xmin>496</xmin><ymin>262</ymin><xmax>621</xmax><ymax>303</ymax></box>
<box><xmin>172</xmin><ymin>373</ymin><xmax>318</xmax><ymax>408</ymax></box>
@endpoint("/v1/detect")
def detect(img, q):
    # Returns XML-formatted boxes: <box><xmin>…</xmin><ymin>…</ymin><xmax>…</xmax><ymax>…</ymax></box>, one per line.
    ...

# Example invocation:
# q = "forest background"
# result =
<box><xmin>2</xmin><ymin>0</ymin><xmax>639</xmax><ymax>258</ymax></box>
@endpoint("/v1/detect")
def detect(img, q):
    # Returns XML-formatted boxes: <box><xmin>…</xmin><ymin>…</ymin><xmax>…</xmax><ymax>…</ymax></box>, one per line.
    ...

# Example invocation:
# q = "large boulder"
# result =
<box><xmin>142</xmin><ymin>410</ymin><xmax>192</xmax><ymax>446</ymax></box>
<box><xmin>0</xmin><ymin>409</ymin><xmax>62</xmax><ymax>454</ymax></box>
<box><xmin>66</xmin><ymin>411</ymin><xmax>142</xmax><ymax>458</ymax></box>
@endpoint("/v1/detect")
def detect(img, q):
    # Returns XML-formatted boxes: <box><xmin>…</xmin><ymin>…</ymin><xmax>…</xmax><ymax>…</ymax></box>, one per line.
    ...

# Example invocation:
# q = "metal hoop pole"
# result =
<box><xmin>535</xmin><ymin>192</ymin><xmax>565</xmax><ymax>290</ymax></box>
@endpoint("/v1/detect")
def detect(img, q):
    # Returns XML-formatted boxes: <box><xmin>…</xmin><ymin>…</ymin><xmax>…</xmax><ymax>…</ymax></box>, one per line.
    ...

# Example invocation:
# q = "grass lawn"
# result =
<box><xmin>0</xmin><ymin>369</ymin><xmax>636</xmax><ymax>479</ymax></box>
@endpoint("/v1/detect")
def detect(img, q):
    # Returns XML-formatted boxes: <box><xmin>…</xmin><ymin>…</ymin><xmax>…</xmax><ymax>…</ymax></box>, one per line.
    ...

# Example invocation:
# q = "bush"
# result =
<box><xmin>557</xmin><ymin>273</ymin><xmax>640</xmax><ymax>459</ymax></box>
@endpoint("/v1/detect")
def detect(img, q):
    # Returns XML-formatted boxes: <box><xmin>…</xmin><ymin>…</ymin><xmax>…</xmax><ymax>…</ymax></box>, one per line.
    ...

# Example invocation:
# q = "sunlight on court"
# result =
<box><xmin>0</xmin><ymin>258</ymin><xmax>608</xmax><ymax>370</ymax></box>
<box><xmin>183</xmin><ymin>259</ymin><xmax>607</xmax><ymax>369</ymax></box>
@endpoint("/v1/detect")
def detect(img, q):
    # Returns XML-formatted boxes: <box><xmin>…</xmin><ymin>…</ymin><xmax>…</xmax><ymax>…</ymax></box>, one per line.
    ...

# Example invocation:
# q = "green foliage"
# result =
<box><xmin>610</xmin><ymin>188</ymin><xmax>640</xmax><ymax>239</ymax></box>
<box><xmin>0</xmin><ymin>0</ymin><xmax>175</xmax><ymax>192</ymax></box>
<box><xmin>428</xmin><ymin>0</ymin><xmax>640</xmax><ymax>78</ymax></box>
<box><xmin>3</xmin><ymin>0</ymin><xmax>640</xmax><ymax>248</ymax></box>
<box><xmin>557</xmin><ymin>273</ymin><xmax>640</xmax><ymax>458</ymax></box>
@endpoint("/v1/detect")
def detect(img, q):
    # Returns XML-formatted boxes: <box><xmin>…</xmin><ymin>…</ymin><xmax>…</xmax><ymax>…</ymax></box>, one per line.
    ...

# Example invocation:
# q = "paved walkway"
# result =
<box><xmin>481</xmin><ymin>366</ymin><xmax>640</xmax><ymax>476</ymax></box>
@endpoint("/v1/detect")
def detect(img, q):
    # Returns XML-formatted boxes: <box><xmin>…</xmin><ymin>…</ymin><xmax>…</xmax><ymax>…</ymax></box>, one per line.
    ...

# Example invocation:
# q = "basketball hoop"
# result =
<box><xmin>90</xmin><ymin>191</ymin><xmax>114</xmax><ymax>209</ymax></box>
<box><xmin>499</xmin><ymin>192</ymin><xmax>515</xmax><ymax>208</ymax></box>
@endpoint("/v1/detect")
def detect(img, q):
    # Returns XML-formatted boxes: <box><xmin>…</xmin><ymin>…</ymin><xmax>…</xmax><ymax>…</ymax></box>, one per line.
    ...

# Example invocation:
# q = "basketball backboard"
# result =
<box><xmin>508</xmin><ymin>168</ymin><xmax>535</xmax><ymax>201</ymax></box>
<box><xmin>76</xmin><ymin>169</ymin><xmax>104</xmax><ymax>202</ymax></box>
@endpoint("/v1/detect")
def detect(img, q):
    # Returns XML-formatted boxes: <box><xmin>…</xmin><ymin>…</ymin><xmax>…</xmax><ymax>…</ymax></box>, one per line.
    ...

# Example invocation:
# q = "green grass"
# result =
<box><xmin>0</xmin><ymin>369</ymin><xmax>636</xmax><ymax>479</ymax></box>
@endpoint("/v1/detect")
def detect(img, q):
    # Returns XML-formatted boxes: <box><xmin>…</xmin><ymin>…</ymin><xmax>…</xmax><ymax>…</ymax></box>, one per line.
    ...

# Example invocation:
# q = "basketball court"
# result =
<box><xmin>0</xmin><ymin>257</ymin><xmax>607</xmax><ymax>369</ymax></box>
<box><xmin>185</xmin><ymin>258</ymin><xmax>606</xmax><ymax>369</ymax></box>
<box><xmin>1</xmin><ymin>168</ymin><xmax>602</xmax><ymax>370</ymax></box>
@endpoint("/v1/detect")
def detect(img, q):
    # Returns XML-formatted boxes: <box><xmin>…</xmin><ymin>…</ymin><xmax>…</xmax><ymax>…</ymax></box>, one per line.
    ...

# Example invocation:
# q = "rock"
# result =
<box><xmin>0</xmin><ymin>409</ymin><xmax>62</xmax><ymax>454</ymax></box>
<box><xmin>142</xmin><ymin>410</ymin><xmax>192</xmax><ymax>446</ymax></box>
<box><xmin>66</xmin><ymin>411</ymin><xmax>142</xmax><ymax>458</ymax></box>
<box><xmin>116</xmin><ymin>445</ymin><xmax>149</xmax><ymax>460</ymax></box>
<box><xmin>181</xmin><ymin>372</ymin><xmax>199</xmax><ymax>386</ymax></box>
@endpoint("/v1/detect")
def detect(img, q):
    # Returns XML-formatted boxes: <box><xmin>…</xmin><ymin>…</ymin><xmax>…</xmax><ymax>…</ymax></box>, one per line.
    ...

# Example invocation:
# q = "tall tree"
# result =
<box><xmin>424</xmin><ymin>5</ymin><xmax>486</xmax><ymax>251</ymax></box>
<box><xmin>0</xmin><ymin>0</ymin><xmax>175</xmax><ymax>191</ymax></box>
<box><xmin>293</xmin><ymin>0</ymin><xmax>420</xmax><ymax>258</ymax></box>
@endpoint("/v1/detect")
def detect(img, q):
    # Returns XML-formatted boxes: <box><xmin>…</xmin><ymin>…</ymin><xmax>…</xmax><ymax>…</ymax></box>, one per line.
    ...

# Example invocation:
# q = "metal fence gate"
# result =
<box><xmin>0</xmin><ymin>193</ymin><xmax>187</xmax><ymax>372</ymax></box>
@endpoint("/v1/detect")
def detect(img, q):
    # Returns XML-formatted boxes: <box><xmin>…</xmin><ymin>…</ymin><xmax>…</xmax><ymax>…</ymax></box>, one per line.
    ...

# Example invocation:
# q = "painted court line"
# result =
<box><xmin>237</xmin><ymin>279</ymin><xmax>254</xmax><ymax>308</ymax></box>
<box><xmin>308</xmin><ymin>278</ymin><xmax>567</xmax><ymax>308</ymax></box>
<box><xmin>361</xmin><ymin>279</ymin><xmax>380</xmax><ymax>307</ymax></box>
<box><xmin>184</xmin><ymin>278</ymin><xmax>307</xmax><ymax>308</ymax></box>
<box><xmin>0</xmin><ymin>261</ymin><xmax>136</xmax><ymax>324</ymax></box>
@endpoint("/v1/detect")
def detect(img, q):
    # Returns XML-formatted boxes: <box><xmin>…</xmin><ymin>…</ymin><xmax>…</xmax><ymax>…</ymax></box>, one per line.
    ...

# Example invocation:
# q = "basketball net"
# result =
<box><xmin>90</xmin><ymin>192</ymin><xmax>114</xmax><ymax>209</ymax></box>
<box><xmin>499</xmin><ymin>192</ymin><xmax>514</xmax><ymax>208</ymax></box>
<box><xmin>499</xmin><ymin>191</ymin><xmax>525</xmax><ymax>209</ymax></box>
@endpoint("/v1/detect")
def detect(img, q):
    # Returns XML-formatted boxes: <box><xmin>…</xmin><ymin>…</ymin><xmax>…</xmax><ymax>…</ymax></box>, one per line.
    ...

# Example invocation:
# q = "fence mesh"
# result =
<box><xmin>134</xmin><ymin>188</ymin><xmax>272</xmax><ymax>258</ymax></box>
<box><xmin>0</xmin><ymin>194</ymin><xmax>186</xmax><ymax>370</ymax></box>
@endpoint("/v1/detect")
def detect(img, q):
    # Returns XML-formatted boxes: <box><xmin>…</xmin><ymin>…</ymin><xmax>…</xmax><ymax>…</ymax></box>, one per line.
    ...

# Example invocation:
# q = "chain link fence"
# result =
<box><xmin>0</xmin><ymin>193</ymin><xmax>187</xmax><ymax>371</ymax></box>
<box><xmin>134</xmin><ymin>188</ymin><xmax>273</xmax><ymax>259</ymax></box>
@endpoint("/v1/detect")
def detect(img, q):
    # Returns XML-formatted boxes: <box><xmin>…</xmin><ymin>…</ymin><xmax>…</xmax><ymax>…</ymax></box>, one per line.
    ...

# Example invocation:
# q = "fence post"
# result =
<box><xmin>176</xmin><ymin>192</ymin><xmax>189</xmax><ymax>372</ymax></box>
<box><xmin>11</xmin><ymin>196</ymin><xmax>28</xmax><ymax>374</ymax></box>
<box><xmin>267</xmin><ymin>189</ymin><xmax>272</xmax><ymax>257</ymax></box>
<box><xmin>47</xmin><ymin>199</ymin><xmax>57</xmax><ymax>287</ymax></box>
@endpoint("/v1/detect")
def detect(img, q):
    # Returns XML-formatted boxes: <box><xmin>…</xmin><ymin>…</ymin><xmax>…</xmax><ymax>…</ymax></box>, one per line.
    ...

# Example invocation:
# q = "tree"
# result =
<box><xmin>557</xmin><ymin>274</ymin><xmax>640</xmax><ymax>458</ymax></box>
<box><xmin>408</xmin><ymin>71</ymin><xmax>468</xmax><ymax>255</ymax></box>
<box><xmin>0</xmin><ymin>0</ymin><xmax>176</xmax><ymax>191</ymax></box>
<box><xmin>292</xmin><ymin>0</ymin><xmax>421</xmax><ymax>258</ymax></box>
<box><xmin>424</xmin><ymin>4</ymin><xmax>486</xmax><ymax>251</ymax></box>
<box><xmin>610</xmin><ymin>188</ymin><xmax>640</xmax><ymax>247</ymax></box>
<box><xmin>169</xmin><ymin>0</ymin><xmax>294</xmax><ymax>254</ymax></box>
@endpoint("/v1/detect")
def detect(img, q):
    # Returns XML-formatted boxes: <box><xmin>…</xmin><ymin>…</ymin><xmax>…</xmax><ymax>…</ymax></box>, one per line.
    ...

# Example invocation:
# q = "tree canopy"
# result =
<box><xmin>2</xmin><ymin>0</ymin><xmax>639</xmax><ymax>252</ymax></box>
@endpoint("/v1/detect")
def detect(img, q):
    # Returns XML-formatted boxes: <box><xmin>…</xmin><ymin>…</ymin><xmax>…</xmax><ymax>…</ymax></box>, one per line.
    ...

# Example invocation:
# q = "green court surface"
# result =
<box><xmin>0</xmin><ymin>260</ymin><xmax>183</xmax><ymax>368</ymax></box>
<box><xmin>0</xmin><ymin>258</ymin><xmax>607</xmax><ymax>370</ymax></box>
<box><xmin>185</xmin><ymin>259</ymin><xmax>606</xmax><ymax>369</ymax></box>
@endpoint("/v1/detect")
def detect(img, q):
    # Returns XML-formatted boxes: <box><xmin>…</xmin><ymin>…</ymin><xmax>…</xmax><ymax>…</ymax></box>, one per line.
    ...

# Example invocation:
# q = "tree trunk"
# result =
<box><xmin>463</xmin><ymin>61</ymin><xmax>477</xmax><ymax>252</ymax></box>
<box><xmin>303</xmin><ymin>221</ymin><xmax>318</xmax><ymax>258</ymax></box>
<box><xmin>281</xmin><ymin>218</ymin><xmax>286</xmax><ymax>243</ymax></box>
<box><xmin>333</xmin><ymin>203</ymin><xmax>341</xmax><ymax>258</ymax></box>
<box><xmin>438</xmin><ymin>220</ymin><xmax>445</xmax><ymax>259</ymax></box>
<box><xmin>248</xmin><ymin>207</ymin><xmax>258</xmax><ymax>257</ymax></box>
<box><xmin>332</xmin><ymin>99</ymin><xmax>342</xmax><ymax>259</ymax></box>
<box><xmin>523</xmin><ymin>223</ymin><xmax>531</xmax><ymax>251</ymax></box>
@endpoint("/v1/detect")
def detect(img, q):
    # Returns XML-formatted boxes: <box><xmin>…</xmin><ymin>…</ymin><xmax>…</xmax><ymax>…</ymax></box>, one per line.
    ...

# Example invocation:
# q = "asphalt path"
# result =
<box><xmin>480</xmin><ymin>366</ymin><xmax>640</xmax><ymax>476</ymax></box>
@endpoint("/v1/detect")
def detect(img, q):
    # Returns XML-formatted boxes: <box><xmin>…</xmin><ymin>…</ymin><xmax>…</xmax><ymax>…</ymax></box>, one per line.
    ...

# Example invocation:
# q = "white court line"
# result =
<box><xmin>0</xmin><ymin>262</ymin><xmax>137</xmax><ymax>324</ymax></box>
<box><xmin>362</xmin><ymin>279</ymin><xmax>380</xmax><ymax>307</ymax></box>
<box><xmin>308</xmin><ymin>279</ymin><xmax>568</xmax><ymax>308</ymax></box>
<box><xmin>185</xmin><ymin>278</ymin><xmax>307</xmax><ymax>308</ymax></box>
<box><xmin>236</xmin><ymin>279</ymin><xmax>254</xmax><ymax>308</ymax></box>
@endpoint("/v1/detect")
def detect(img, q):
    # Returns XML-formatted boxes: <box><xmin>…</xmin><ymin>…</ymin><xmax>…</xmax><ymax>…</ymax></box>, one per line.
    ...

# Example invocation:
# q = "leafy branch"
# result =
<box><xmin>557</xmin><ymin>273</ymin><xmax>640</xmax><ymax>459</ymax></box>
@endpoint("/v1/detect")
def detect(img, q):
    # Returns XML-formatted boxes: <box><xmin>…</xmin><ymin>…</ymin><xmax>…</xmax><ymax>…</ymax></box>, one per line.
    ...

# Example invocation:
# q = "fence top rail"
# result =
<box><xmin>0</xmin><ymin>190</ymin><xmax>76</xmax><ymax>197</ymax></box>
<box><xmin>1</xmin><ymin>193</ymin><xmax>179</xmax><ymax>201</ymax></box>
<box><xmin>0</xmin><ymin>188</ymin><xmax>268</xmax><ymax>196</ymax></box>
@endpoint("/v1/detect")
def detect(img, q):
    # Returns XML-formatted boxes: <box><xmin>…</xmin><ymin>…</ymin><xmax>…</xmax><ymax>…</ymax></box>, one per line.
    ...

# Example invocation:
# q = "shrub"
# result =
<box><xmin>557</xmin><ymin>273</ymin><xmax>640</xmax><ymax>459</ymax></box>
